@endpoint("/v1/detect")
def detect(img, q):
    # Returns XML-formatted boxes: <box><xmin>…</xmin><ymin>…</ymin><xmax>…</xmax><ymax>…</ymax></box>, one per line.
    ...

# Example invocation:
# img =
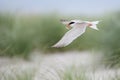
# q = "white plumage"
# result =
<box><xmin>52</xmin><ymin>20</ymin><xmax>99</xmax><ymax>48</ymax></box>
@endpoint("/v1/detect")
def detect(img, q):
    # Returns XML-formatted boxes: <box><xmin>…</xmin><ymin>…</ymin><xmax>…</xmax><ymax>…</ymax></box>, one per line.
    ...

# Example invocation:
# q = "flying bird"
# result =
<box><xmin>52</xmin><ymin>19</ymin><xmax>99</xmax><ymax>48</ymax></box>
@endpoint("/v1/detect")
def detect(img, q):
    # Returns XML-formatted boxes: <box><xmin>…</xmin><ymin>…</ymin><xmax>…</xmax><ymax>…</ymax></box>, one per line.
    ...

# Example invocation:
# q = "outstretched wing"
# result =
<box><xmin>52</xmin><ymin>23</ymin><xmax>87</xmax><ymax>47</ymax></box>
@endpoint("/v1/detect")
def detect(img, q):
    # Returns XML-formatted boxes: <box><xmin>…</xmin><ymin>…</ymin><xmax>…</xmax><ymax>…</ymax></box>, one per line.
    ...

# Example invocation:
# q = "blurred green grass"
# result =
<box><xmin>0</xmin><ymin>12</ymin><xmax>120</xmax><ymax>64</ymax></box>
<box><xmin>0</xmin><ymin>13</ymin><xmax>66</xmax><ymax>57</ymax></box>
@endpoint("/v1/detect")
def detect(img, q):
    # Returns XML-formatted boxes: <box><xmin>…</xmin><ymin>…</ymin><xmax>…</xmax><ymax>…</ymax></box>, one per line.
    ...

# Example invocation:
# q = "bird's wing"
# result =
<box><xmin>52</xmin><ymin>23</ymin><xmax>87</xmax><ymax>47</ymax></box>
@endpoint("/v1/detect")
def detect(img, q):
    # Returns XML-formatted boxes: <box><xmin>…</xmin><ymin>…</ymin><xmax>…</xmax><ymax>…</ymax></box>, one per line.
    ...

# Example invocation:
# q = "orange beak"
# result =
<box><xmin>66</xmin><ymin>24</ymin><xmax>71</xmax><ymax>29</ymax></box>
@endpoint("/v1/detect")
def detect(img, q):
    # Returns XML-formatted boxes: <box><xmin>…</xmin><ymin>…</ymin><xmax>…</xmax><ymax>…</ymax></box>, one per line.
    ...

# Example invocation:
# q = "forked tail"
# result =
<box><xmin>89</xmin><ymin>21</ymin><xmax>99</xmax><ymax>30</ymax></box>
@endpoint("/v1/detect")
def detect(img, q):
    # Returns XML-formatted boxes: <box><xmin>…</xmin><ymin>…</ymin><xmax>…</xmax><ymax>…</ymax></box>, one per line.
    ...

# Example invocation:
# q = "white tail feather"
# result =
<box><xmin>89</xmin><ymin>21</ymin><xmax>99</xmax><ymax>30</ymax></box>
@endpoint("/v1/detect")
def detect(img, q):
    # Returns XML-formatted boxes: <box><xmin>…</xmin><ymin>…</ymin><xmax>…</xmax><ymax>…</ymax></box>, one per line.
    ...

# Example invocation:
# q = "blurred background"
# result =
<box><xmin>0</xmin><ymin>0</ymin><xmax>120</xmax><ymax>67</ymax></box>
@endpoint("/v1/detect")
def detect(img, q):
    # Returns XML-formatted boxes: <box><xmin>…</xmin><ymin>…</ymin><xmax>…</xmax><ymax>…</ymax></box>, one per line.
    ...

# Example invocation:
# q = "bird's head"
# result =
<box><xmin>61</xmin><ymin>19</ymin><xmax>94</xmax><ymax>29</ymax></box>
<box><xmin>61</xmin><ymin>19</ymin><xmax>82</xmax><ymax>29</ymax></box>
<box><xmin>68</xmin><ymin>20</ymin><xmax>81</xmax><ymax>26</ymax></box>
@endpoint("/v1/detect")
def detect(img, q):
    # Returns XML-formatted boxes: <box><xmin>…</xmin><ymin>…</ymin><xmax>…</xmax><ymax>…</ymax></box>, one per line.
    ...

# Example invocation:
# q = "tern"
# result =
<box><xmin>52</xmin><ymin>19</ymin><xmax>99</xmax><ymax>48</ymax></box>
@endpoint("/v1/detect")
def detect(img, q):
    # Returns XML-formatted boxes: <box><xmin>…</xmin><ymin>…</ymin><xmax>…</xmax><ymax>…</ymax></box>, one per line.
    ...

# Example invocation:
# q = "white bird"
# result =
<box><xmin>52</xmin><ymin>19</ymin><xmax>99</xmax><ymax>48</ymax></box>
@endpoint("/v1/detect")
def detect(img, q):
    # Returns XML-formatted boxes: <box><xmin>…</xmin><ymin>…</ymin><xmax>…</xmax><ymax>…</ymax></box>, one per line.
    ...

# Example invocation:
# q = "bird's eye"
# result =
<box><xmin>69</xmin><ymin>22</ymin><xmax>75</xmax><ymax>25</ymax></box>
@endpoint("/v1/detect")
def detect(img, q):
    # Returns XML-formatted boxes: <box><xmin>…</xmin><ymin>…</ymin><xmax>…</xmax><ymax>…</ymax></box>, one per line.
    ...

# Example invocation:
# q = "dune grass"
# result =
<box><xmin>0</xmin><ymin>65</ymin><xmax>120</xmax><ymax>80</ymax></box>
<box><xmin>62</xmin><ymin>66</ymin><xmax>86</xmax><ymax>80</ymax></box>
<box><xmin>0</xmin><ymin>71</ymin><xmax>34</xmax><ymax>80</ymax></box>
<box><xmin>0</xmin><ymin>14</ymin><xmax>66</xmax><ymax>57</ymax></box>
<box><xmin>0</xmin><ymin>64</ymin><xmax>36</xmax><ymax>80</ymax></box>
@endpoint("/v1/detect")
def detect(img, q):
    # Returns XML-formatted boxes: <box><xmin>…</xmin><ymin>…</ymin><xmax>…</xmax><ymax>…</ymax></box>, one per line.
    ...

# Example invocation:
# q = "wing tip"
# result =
<box><xmin>51</xmin><ymin>44</ymin><xmax>66</xmax><ymax>48</ymax></box>
<box><xmin>51</xmin><ymin>45</ymin><xmax>57</xmax><ymax>48</ymax></box>
<box><xmin>51</xmin><ymin>45</ymin><xmax>60</xmax><ymax>48</ymax></box>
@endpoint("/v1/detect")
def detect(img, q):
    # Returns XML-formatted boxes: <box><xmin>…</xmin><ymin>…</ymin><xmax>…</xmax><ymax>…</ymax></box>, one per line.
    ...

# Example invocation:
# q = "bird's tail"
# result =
<box><xmin>89</xmin><ymin>21</ymin><xmax>99</xmax><ymax>30</ymax></box>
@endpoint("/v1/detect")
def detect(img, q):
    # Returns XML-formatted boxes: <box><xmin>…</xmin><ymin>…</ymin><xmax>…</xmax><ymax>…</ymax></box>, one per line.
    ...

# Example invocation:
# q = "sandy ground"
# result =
<box><xmin>0</xmin><ymin>51</ymin><xmax>120</xmax><ymax>80</ymax></box>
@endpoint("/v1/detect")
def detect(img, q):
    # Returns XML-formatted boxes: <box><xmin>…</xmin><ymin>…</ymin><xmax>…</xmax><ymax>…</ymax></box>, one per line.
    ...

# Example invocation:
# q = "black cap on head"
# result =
<box><xmin>69</xmin><ymin>22</ymin><xmax>75</xmax><ymax>25</ymax></box>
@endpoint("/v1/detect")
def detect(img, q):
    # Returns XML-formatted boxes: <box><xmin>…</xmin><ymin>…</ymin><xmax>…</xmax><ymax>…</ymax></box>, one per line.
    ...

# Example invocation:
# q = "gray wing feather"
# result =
<box><xmin>52</xmin><ymin>23</ymin><xmax>87</xmax><ymax>47</ymax></box>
